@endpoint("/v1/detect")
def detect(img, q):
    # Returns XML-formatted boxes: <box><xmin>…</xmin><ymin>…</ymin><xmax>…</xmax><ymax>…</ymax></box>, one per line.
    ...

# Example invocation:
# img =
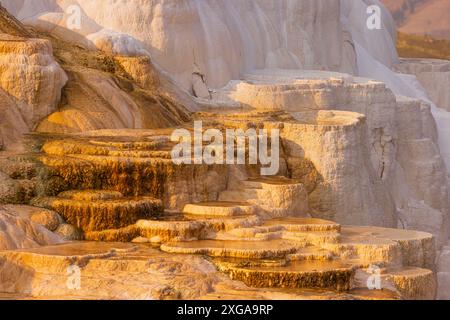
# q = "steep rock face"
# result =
<box><xmin>280</xmin><ymin>110</ymin><xmax>396</xmax><ymax>227</ymax></box>
<box><xmin>393</xmin><ymin>96</ymin><xmax>449</xmax><ymax>245</ymax></box>
<box><xmin>393</xmin><ymin>59</ymin><xmax>450</xmax><ymax>175</ymax></box>
<box><xmin>0</xmin><ymin>35</ymin><xmax>67</xmax><ymax>129</ymax></box>
<box><xmin>79</xmin><ymin>0</ymin><xmax>357</xmax><ymax>89</ymax></box>
<box><xmin>212</xmin><ymin>70</ymin><xmax>449</xmax><ymax>243</ymax></box>
<box><xmin>0</xmin><ymin>33</ymin><xmax>67</xmax><ymax>148</ymax></box>
<box><xmin>438</xmin><ymin>244</ymin><xmax>450</xmax><ymax>299</ymax></box>
<box><xmin>3</xmin><ymin>0</ymin><xmax>363</xmax><ymax>92</ymax></box>
<box><xmin>395</xmin><ymin>59</ymin><xmax>450</xmax><ymax>112</ymax></box>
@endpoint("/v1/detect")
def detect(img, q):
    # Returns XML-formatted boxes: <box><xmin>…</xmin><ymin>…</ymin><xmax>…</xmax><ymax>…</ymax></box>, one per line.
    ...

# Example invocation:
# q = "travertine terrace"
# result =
<box><xmin>0</xmin><ymin>1</ymin><xmax>449</xmax><ymax>300</ymax></box>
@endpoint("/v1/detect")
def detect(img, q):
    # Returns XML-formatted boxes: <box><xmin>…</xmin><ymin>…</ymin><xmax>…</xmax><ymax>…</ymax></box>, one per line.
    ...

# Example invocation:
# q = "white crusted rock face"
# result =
<box><xmin>2</xmin><ymin>0</ymin><xmax>405</xmax><ymax>91</ymax></box>
<box><xmin>280</xmin><ymin>110</ymin><xmax>396</xmax><ymax>227</ymax></box>
<box><xmin>0</xmin><ymin>35</ymin><xmax>67</xmax><ymax>148</ymax></box>
<box><xmin>389</xmin><ymin>75</ymin><xmax>450</xmax><ymax>251</ymax></box>
<box><xmin>397</xmin><ymin>139</ymin><xmax>449</xmax><ymax>214</ymax></box>
<box><xmin>3</xmin><ymin>0</ymin><xmax>361</xmax><ymax>92</ymax></box>
<box><xmin>397</xmin><ymin>197</ymin><xmax>446</xmax><ymax>248</ymax></box>
<box><xmin>394</xmin><ymin>96</ymin><xmax>450</xmax><ymax>241</ymax></box>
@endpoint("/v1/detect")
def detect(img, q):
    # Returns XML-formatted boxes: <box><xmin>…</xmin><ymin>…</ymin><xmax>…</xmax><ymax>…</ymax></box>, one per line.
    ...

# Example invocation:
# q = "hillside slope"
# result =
<box><xmin>382</xmin><ymin>0</ymin><xmax>450</xmax><ymax>40</ymax></box>
<box><xmin>397</xmin><ymin>32</ymin><xmax>450</xmax><ymax>60</ymax></box>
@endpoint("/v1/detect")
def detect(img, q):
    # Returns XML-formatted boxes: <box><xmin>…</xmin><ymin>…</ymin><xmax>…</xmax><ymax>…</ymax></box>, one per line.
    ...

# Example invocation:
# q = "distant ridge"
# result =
<box><xmin>382</xmin><ymin>0</ymin><xmax>450</xmax><ymax>40</ymax></box>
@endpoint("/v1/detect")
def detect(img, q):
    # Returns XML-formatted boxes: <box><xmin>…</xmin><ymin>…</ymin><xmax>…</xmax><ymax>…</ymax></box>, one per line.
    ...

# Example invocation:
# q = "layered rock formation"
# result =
<box><xmin>0</xmin><ymin>0</ymin><xmax>449</xmax><ymax>300</ymax></box>
<box><xmin>0</xmin><ymin>34</ymin><xmax>67</xmax><ymax>149</ymax></box>
<box><xmin>209</xmin><ymin>71</ymin><xmax>449</xmax><ymax>246</ymax></box>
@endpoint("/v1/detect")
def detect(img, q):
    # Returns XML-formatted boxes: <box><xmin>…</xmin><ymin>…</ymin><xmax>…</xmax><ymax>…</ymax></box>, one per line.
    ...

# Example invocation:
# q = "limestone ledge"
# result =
<box><xmin>0</xmin><ymin>35</ymin><xmax>67</xmax><ymax>149</ymax></box>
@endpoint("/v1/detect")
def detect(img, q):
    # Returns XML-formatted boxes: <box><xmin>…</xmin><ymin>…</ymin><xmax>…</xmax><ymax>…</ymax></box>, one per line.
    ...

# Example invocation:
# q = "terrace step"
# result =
<box><xmin>84</xmin><ymin>213</ymin><xmax>263</xmax><ymax>242</ymax></box>
<box><xmin>263</xmin><ymin>217</ymin><xmax>341</xmax><ymax>233</ymax></box>
<box><xmin>182</xmin><ymin>201</ymin><xmax>257</xmax><ymax>217</ymax></box>
<box><xmin>160</xmin><ymin>239</ymin><xmax>300</xmax><ymax>259</ymax></box>
<box><xmin>215</xmin><ymin>259</ymin><xmax>356</xmax><ymax>291</ymax></box>
<box><xmin>31</xmin><ymin>190</ymin><xmax>163</xmax><ymax>232</ymax></box>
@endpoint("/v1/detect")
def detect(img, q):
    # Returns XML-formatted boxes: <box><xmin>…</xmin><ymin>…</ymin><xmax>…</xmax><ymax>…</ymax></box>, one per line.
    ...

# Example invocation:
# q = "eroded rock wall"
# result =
<box><xmin>2</xmin><ymin>0</ymin><xmax>361</xmax><ymax>92</ymax></box>
<box><xmin>0</xmin><ymin>34</ymin><xmax>67</xmax><ymax>149</ymax></box>
<box><xmin>279</xmin><ymin>110</ymin><xmax>396</xmax><ymax>227</ymax></box>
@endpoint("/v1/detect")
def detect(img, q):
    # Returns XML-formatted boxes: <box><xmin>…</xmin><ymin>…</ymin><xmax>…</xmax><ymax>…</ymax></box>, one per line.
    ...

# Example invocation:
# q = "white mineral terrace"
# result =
<box><xmin>0</xmin><ymin>0</ymin><xmax>449</xmax><ymax>300</ymax></box>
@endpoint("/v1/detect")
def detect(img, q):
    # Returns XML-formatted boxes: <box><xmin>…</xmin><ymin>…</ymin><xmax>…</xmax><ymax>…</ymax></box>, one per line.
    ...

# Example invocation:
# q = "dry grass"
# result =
<box><xmin>397</xmin><ymin>32</ymin><xmax>450</xmax><ymax>60</ymax></box>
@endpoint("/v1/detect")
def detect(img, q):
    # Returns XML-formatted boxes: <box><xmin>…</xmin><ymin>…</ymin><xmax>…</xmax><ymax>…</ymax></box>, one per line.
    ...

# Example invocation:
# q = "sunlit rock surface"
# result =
<box><xmin>0</xmin><ymin>1</ymin><xmax>448</xmax><ymax>300</ymax></box>
<box><xmin>0</xmin><ymin>222</ymin><xmax>437</xmax><ymax>300</ymax></box>
<box><xmin>395</xmin><ymin>59</ymin><xmax>450</xmax><ymax>112</ymax></box>
<box><xmin>0</xmin><ymin>34</ymin><xmax>67</xmax><ymax>149</ymax></box>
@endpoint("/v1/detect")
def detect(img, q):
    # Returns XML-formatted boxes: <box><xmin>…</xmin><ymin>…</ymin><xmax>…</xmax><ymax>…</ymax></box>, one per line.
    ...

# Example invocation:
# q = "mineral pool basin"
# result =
<box><xmin>339</xmin><ymin>226</ymin><xmax>434</xmax><ymax>243</ymax></box>
<box><xmin>263</xmin><ymin>217</ymin><xmax>341</xmax><ymax>232</ymax></box>
<box><xmin>187</xmin><ymin>201</ymin><xmax>251</xmax><ymax>207</ymax></box>
<box><xmin>264</xmin><ymin>217</ymin><xmax>339</xmax><ymax>227</ymax></box>
<box><xmin>290</xmin><ymin>110</ymin><xmax>365</xmax><ymax>127</ymax></box>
